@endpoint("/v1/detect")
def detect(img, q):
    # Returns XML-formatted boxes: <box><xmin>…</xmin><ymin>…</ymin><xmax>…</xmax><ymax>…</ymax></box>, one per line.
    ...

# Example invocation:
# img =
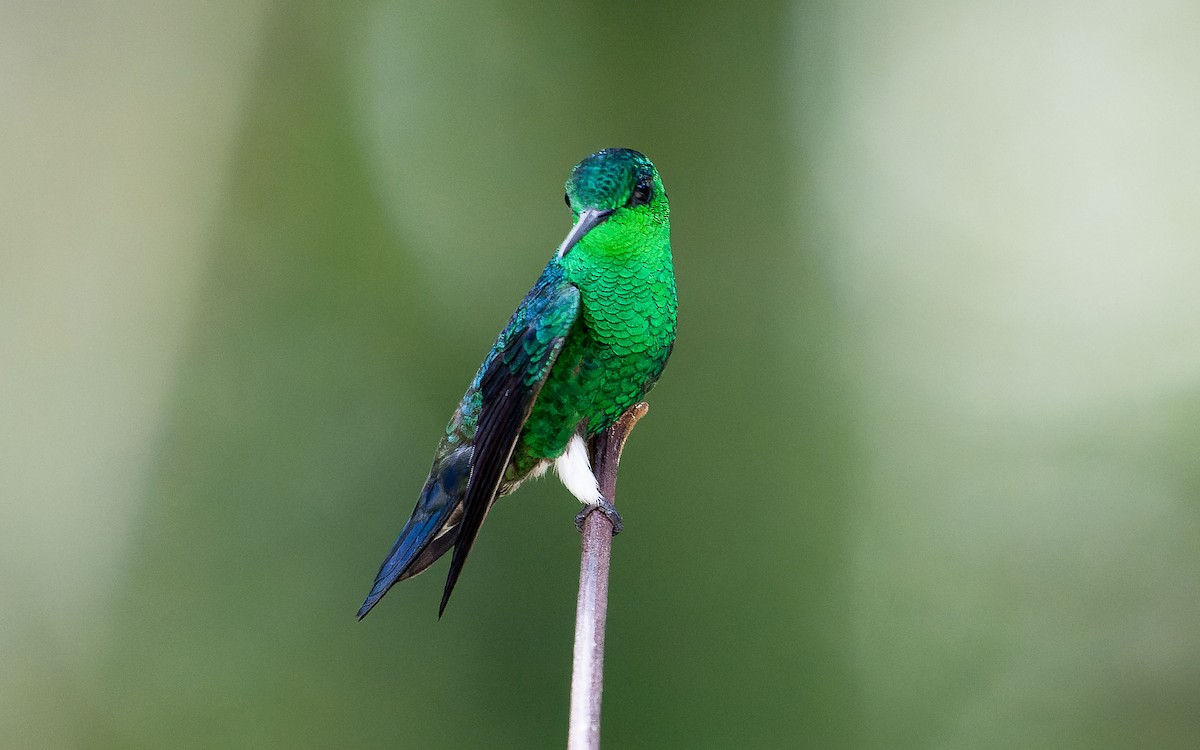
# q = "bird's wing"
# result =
<box><xmin>438</xmin><ymin>278</ymin><xmax>581</xmax><ymax>615</ymax></box>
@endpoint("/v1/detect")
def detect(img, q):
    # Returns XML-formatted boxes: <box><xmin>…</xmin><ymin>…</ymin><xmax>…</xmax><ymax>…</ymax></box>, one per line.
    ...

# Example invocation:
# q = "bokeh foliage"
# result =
<box><xmin>4</xmin><ymin>1</ymin><xmax>1198</xmax><ymax>748</ymax></box>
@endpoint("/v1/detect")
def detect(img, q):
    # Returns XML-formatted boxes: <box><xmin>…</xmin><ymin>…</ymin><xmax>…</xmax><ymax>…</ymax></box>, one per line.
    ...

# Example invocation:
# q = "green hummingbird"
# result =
<box><xmin>358</xmin><ymin>148</ymin><xmax>677</xmax><ymax>618</ymax></box>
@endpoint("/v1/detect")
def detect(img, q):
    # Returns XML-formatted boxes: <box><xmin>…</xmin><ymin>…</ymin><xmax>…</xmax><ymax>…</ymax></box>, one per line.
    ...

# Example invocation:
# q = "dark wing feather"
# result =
<box><xmin>438</xmin><ymin>280</ymin><xmax>581</xmax><ymax>616</ymax></box>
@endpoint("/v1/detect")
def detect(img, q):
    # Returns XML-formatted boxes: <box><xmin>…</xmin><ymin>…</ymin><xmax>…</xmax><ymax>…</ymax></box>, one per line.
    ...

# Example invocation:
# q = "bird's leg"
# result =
<box><xmin>574</xmin><ymin>497</ymin><xmax>622</xmax><ymax>535</ymax></box>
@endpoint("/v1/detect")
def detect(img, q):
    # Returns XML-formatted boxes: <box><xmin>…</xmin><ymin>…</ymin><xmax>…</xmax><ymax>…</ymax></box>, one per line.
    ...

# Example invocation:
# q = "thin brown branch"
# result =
<box><xmin>568</xmin><ymin>402</ymin><xmax>649</xmax><ymax>750</ymax></box>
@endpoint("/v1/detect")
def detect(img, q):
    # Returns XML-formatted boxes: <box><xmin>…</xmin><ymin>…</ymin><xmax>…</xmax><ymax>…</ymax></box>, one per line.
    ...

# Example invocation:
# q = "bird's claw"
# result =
<box><xmin>575</xmin><ymin>497</ymin><xmax>622</xmax><ymax>535</ymax></box>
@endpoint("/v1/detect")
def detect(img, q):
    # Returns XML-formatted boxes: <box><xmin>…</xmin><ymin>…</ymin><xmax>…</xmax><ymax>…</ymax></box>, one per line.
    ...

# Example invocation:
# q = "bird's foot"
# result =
<box><xmin>575</xmin><ymin>496</ymin><xmax>622</xmax><ymax>535</ymax></box>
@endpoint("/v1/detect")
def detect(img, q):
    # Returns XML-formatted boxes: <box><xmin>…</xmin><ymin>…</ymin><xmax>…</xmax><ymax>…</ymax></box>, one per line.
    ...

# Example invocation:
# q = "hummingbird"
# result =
<box><xmin>357</xmin><ymin>148</ymin><xmax>677</xmax><ymax>619</ymax></box>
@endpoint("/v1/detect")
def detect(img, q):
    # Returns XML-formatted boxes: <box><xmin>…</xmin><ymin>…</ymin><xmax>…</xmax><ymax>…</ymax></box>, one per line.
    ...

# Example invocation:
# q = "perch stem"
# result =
<box><xmin>567</xmin><ymin>402</ymin><xmax>649</xmax><ymax>750</ymax></box>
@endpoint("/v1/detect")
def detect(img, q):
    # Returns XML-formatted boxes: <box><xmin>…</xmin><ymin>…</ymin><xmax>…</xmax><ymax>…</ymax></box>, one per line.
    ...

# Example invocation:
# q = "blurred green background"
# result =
<box><xmin>4</xmin><ymin>1</ymin><xmax>1199</xmax><ymax>748</ymax></box>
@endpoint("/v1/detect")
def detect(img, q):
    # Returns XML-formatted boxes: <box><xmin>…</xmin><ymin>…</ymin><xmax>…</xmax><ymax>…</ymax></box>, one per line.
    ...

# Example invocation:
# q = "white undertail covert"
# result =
<box><xmin>554</xmin><ymin>433</ymin><xmax>602</xmax><ymax>504</ymax></box>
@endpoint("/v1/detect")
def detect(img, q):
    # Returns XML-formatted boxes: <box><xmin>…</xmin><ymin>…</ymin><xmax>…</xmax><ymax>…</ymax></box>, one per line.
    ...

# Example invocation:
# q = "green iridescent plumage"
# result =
<box><xmin>359</xmin><ymin>148</ymin><xmax>676</xmax><ymax>618</ymax></box>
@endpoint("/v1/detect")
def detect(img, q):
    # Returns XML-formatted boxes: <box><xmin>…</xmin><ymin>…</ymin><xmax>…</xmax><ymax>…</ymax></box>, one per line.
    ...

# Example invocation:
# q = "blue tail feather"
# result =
<box><xmin>357</xmin><ymin>445</ymin><xmax>471</xmax><ymax>619</ymax></box>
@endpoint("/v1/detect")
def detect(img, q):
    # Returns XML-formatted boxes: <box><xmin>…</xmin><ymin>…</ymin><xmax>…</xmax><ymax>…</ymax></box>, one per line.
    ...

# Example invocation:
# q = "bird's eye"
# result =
<box><xmin>628</xmin><ymin>176</ymin><xmax>653</xmax><ymax>207</ymax></box>
<box><xmin>564</xmin><ymin>192</ymin><xmax>572</xmax><ymax>209</ymax></box>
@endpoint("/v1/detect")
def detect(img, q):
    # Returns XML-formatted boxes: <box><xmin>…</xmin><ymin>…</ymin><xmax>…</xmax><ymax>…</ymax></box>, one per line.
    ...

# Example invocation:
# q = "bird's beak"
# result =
<box><xmin>555</xmin><ymin>207</ymin><xmax>613</xmax><ymax>259</ymax></box>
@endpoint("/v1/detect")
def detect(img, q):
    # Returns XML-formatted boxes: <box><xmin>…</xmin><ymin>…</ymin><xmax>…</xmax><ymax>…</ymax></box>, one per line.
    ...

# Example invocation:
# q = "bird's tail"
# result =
<box><xmin>356</xmin><ymin>446</ymin><xmax>470</xmax><ymax>619</ymax></box>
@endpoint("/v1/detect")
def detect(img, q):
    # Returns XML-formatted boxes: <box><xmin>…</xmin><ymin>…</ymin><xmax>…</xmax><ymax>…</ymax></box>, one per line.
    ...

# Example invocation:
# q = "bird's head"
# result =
<box><xmin>556</xmin><ymin>148</ymin><xmax>668</xmax><ymax>259</ymax></box>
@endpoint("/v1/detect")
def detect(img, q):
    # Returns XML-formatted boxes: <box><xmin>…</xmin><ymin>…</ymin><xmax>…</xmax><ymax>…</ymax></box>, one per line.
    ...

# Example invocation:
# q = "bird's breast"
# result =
<box><xmin>578</xmin><ymin>261</ymin><xmax>677</xmax><ymax>358</ymax></box>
